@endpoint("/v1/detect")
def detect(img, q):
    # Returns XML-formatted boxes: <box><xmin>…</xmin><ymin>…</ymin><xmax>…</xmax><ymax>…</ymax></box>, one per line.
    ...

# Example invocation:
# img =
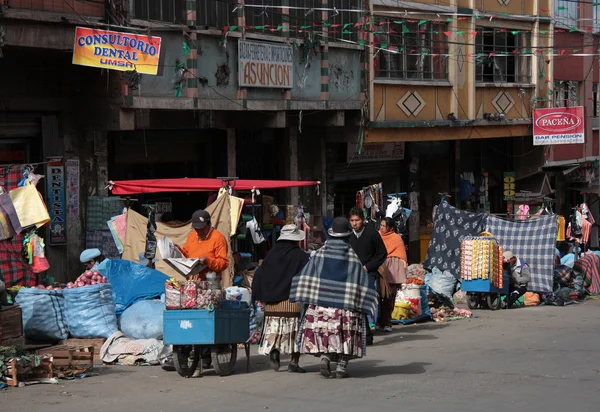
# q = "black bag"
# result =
<box><xmin>545</xmin><ymin>293</ymin><xmax>565</xmax><ymax>306</ymax></box>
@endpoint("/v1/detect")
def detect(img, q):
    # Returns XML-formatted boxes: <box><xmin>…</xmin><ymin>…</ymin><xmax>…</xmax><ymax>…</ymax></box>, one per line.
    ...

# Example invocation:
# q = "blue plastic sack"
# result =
<box><xmin>420</xmin><ymin>285</ymin><xmax>431</xmax><ymax>319</ymax></box>
<box><xmin>98</xmin><ymin>259</ymin><xmax>169</xmax><ymax>315</ymax></box>
<box><xmin>119</xmin><ymin>299</ymin><xmax>164</xmax><ymax>340</ymax></box>
<box><xmin>561</xmin><ymin>253</ymin><xmax>575</xmax><ymax>268</ymax></box>
<box><xmin>63</xmin><ymin>283</ymin><xmax>118</xmax><ymax>339</ymax></box>
<box><xmin>15</xmin><ymin>288</ymin><xmax>68</xmax><ymax>341</ymax></box>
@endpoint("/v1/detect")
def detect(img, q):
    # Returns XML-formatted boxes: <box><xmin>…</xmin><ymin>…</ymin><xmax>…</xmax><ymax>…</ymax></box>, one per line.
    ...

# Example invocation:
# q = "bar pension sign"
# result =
<box><xmin>533</xmin><ymin>106</ymin><xmax>585</xmax><ymax>145</ymax></box>
<box><xmin>238</xmin><ymin>40</ymin><xmax>293</xmax><ymax>88</ymax></box>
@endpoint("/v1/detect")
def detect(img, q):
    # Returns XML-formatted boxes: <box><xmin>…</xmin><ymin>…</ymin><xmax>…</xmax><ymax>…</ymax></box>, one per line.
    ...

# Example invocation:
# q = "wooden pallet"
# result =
<box><xmin>0</xmin><ymin>305</ymin><xmax>23</xmax><ymax>344</ymax></box>
<box><xmin>3</xmin><ymin>357</ymin><xmax>53</xmax><ymax>387</ymax></box>
<box><xmin>36</xmin><ymin>345</ymin><xmax>94</xmax><ymax>374</ymax></box>
<box><xmin>58</xmin><ymin>338</ymin><xmax>105</xmax><ymax>363</ymax></box>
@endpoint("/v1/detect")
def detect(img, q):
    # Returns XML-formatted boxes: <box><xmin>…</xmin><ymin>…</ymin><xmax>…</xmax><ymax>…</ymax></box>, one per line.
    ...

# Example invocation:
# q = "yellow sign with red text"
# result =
<box><xmin>72</xmin><ymin>27</ymin><xmax>162</xmax><ymax>75</ymax></box>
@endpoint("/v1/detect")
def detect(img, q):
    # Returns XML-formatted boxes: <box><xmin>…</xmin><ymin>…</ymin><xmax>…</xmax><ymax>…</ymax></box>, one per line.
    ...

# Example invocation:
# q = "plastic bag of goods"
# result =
<box><xmin>225</xmin><ymin>287</ymin><xmax>251</xmax><ymax>304</ymax></box>
<box><xmin>15</xmin><ymin>288</ymin><xmax>68</xmax><ymax>341</ymax></box>
<box><xmin>63</xmin><ymin>283</ymin><xmax>119</xmax><ymax>339</ymax></box>
<box><xmin>165</xmin><ymin>279</ymin><xmax>182</xmax><ymax>309</ymax></box>
<box><xmin>403</xmin><ymin>284</ymin><xmax>421</xmax><ymax>299</ymax></box>
<box><xmin>406</xmin><ymin>297</ymin><xmax>422</xmax><ymax>317</ymax></box>
<box><xmin>392</xmin><ymin>301</ymin><xmax>411</xmax><ymax>320</ymax></box>
<box><xmin>196</xmin><ymin>281</ymin><xmax>221</xmax><ymax>309</ymax></box>
<box><xmin>427</xmin><ymin>268</ymin><xmax>457</xmax><ymax>299</ymax></box>
<box><xmin>119</xmin><ymin>299</ymin><xmax>164</xmax><ymax>340</ymax></box>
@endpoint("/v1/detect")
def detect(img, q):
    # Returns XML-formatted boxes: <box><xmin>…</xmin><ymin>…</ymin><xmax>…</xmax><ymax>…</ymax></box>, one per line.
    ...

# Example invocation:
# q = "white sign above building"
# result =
<box><xmin>238</xmin><ymin>40</ymin><xmax>293</xmax><ymax>89</ymax></box>
<box><xmin>347</xmin><ymin>143</ymin><xmax>405</xmax><ymax>163</ymax></box>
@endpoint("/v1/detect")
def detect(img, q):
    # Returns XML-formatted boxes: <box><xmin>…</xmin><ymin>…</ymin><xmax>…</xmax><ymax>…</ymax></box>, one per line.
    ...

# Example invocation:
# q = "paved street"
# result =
<box><xmin>4</xmin><ymin>300</ymin><xmax>600</xmax><ymax>411</ymax></box>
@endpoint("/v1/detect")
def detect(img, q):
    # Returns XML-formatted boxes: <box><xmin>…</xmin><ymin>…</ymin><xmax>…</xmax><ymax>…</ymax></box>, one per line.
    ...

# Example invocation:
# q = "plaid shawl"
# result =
<box><xmin>573</xmin><ymin>254</ymin><xmax>600</xmax><ymax>295</ymax></box>
<box><xmin>0</xmin><ymin>234</ymin><xmax>37</xmax><ymax>287</ymax></box>
<box><xmin>289</xmin><ymin>238</ymin><xmax>378</xmax><ymax>317</ymax></box>
<box><xmin>553</xmin><ymin>265</ymin><xmax>573</xmax><ymax>288</ymax></box>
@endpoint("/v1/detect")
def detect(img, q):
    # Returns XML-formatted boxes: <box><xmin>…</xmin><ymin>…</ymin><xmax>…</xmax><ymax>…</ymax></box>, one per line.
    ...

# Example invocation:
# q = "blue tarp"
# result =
<box><xmin>98</xmin><ymin>259</ymin><xmax>169</xmax><ymax>315</ymax></box>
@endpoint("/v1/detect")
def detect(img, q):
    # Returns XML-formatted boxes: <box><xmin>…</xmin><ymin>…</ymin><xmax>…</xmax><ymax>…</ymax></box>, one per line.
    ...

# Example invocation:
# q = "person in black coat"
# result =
<box><xmin>348</xmin><ymin>207</ymin><xmax>387</xmax><ymax>345</ymax></box>
<box><xmin>252</xmin><ymin>225</ymin><xmax>310</xmax><ymax>373</ymax></box>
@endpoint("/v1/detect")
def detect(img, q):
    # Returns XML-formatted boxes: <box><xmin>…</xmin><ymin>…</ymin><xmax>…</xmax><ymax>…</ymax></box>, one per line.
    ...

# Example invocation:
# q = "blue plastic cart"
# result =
<box><xmin>461</xmin><ymin>269</ymin><xmax>510</xmax><ymax>310</ymax></box>
<box><xmin>164</xmin><ymin>309</ymin><xmax>251</xmax><ymax>377</ymax></box>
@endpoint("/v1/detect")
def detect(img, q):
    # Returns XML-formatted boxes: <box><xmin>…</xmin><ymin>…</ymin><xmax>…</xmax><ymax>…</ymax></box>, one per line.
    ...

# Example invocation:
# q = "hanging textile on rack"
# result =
<box><xmin>286</xmin><ymin>205</ymin><xmax>296</xmax><ymax>225</ymax></box>
<box><xmin>557</xmin><ymin>216</ymin><xmax>566</xmax><ymax>242</ymax></box>
<box><xmin>0</xmin><ymin>234</ymin><xmax>37</xmax><ymax>287</ymax></box>
<box><xmin>424</xmin><ymin>200</ymin><xmax>488</xmax><ymax>273</ymax></box>
<box><xmin>356</xmin><ymin>183</ymin><xmax>383</xmax><ymax>222</ymax></box>
<box><xmin>517</xmin><ymin>205</ymin><xmax>530</xmax><ymax>220</ymax></box>
<box><xmin>486</xmin><ymin>215</ymin><xmax>557</xmax><ymax>292</ymax></box>
<box><xmin>460</xmin><ymin>236</ymin><xmax>503</xmax><ymax>288</ymax></box>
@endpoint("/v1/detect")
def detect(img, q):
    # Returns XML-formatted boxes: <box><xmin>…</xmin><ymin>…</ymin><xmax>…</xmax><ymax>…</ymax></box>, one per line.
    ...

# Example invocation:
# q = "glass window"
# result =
<box><xmin>374</xmin><ymin>20</ymin><xmax>448</xmax><ymax>80</ymax></box>
<box><xmin>244</xmin><ymin>0</ymin><xmax>281</xmax><ymax>36</ymax></box>
<box><xmin>133</xmin><ymin>0</ymin><xmax>185</xmax><ymax>24</ymax></box>
<box><xmin>555</xmin><ymin>1</ymin><xmax>579</xmax><ymax>29</ymax></box>
<box><xmin>475</xmin><ymin>27</ymin><xmax>531</xmax><ymax>83</ymax></box>
<box><xmin>196</xmin><ymin>0</ymin><xmax>234</xmax><ymax>29</ymax></box>
<box><xmin>553</xmin><ymin>81</ymin><xmax>579</xmax><ymax>107</ymax></box>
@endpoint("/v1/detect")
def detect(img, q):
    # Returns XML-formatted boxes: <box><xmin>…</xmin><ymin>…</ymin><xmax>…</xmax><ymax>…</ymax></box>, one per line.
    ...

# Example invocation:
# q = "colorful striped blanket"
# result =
<box><xmin>573</xmin><ymin>254</ymin><xmax>600</xmax><ymax>295</ymax></box>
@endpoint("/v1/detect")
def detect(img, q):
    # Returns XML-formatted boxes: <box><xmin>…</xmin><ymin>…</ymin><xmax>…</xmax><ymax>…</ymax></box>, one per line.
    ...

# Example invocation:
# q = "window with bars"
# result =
<box><xmin>475</xmin><ymin>28</ymin><xmax>531</xmax><ymax>84</ymax></box>
<box><xmin>133</xmin><ymin>0</ymin><xmax>185</xmax><ymax>23</ymax></box>
<box><xmin>288</xmin><ymin>0</ymin><xmax>320</xmax><ymax>35</ymax></box>
<box><xmin>196</xmin><ymin>0</ymin><xmax>234</xmax><ymax>29</ymax></box>
<box><xmin>244</xmin><ymin>0</ymin><xmax>281</xmax><ymax>36</ymax></box>
<box><xmin>328</xmin><ymin>0</ymin><xmax>363</xmax><ymax>41</ymax></box>
<box><xmin>553</xmin><ymin>81</ymin><xmax>580</xmax><ymax>107</ymax></box>
<box><xmin>374</xmin><ymin>20</ymin><xmax>448</xmax><ymax>81</ymax></box>
<box><xmin>555</xmin><ymin>1</ymin><xmax>579</xmax><ymax>29</ymax></box>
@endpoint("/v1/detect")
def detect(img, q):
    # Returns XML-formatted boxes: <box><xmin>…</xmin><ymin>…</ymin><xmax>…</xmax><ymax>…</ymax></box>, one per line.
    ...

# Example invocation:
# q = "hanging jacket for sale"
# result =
<box><xmin>570</xmin><ymin>211</ymin><xmax>582</xmax><ymax>237</ymax></box>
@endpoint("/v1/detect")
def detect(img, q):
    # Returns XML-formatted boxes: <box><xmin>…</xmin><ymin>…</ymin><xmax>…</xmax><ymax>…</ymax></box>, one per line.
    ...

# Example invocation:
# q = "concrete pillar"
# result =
<box><xmin>42</xmin><ymin>115</ymin><xmax>67</xmax><ymax>283</ymax></box>
<box><xmin>227</xmin><ymin>128</ymin><xmax>236</xmax><ymax>178</ymax></box>
<box><xmin>288</xmin><ymin>126</ymin><xmax>299</xmax><ymax>205</ymax></box>
<box><xmin>320</xmin><ymin>136</ymin><xmax>328</xmax><ymax>217</ymax></box>
<box><xmin>185</xmin><ymin>1</ymin><xmax>198</xmax><ymax>98</ymax></box>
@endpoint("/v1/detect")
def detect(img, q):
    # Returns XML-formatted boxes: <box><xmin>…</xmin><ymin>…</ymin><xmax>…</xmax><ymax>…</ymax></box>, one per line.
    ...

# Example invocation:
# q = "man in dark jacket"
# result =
<box><xmin>503</xmin><ymin>250</ymin><xmax>531</xmax><ymax>308</ymax></box>
<box><xmin>348</xmin><ymin>207</ymin><xmax>387</xmax><ymax>344</ymax></box>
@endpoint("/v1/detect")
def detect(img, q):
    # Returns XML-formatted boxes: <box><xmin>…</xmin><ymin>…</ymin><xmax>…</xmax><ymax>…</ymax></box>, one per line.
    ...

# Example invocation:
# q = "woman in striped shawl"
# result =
<box><xmin>290</xmin><ymin>217</ymin><xmax>378</xmax><ymax>379</ymax></box>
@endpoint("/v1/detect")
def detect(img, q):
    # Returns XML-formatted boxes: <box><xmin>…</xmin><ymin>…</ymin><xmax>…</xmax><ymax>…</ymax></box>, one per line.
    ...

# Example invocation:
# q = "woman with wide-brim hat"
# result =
<box><xmin>252</xmin><ymin>224</ymin><xmax>310</xmax><ymax>373</ymax></box>
<box><xmin>290</xmin><ymin>217</ymin><xmax>378</xmax><ymax>379</ymax></box>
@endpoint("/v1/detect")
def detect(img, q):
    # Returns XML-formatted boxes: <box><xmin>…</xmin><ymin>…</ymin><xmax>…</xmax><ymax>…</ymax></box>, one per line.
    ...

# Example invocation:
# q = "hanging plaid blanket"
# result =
<box><xmin>573</xmin><ymin>254</ymin><xmax>600</xmax><ymax>295</ymax></box>
<box><xmin>0</xmin><ymin>234</ymin><xmax>37</xmax><ymax>287</ymax></box>
<box><xmin>424</xmin><ymin>201</ymin><xmax>488</xmax><ymax>274</ymax></box>
<box><xmin>0</xmin><ymin>165</ymin><xmax>27</xmax><ymax>191</ymax></box>
<box><xmin>289</xmin><ymin>238</ymin><xmax>378</xmax><ymax>318</ymax></box>
<box><xmin>486</xmin><ymin>215</ymin><xmax>557</xmax><ymax>292</ymax></box>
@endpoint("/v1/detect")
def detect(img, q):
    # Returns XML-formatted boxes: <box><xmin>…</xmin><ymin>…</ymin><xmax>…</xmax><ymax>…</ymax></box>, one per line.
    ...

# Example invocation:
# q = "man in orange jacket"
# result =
<box><xmin>180</xmin><ymin>209</ymin><xmax>230</xmax><ymax>372</ymax></box>
<box><xmin>182</xmin><ymin>209</ymin><xmax>229</xmax><ymax>280</ymax></box>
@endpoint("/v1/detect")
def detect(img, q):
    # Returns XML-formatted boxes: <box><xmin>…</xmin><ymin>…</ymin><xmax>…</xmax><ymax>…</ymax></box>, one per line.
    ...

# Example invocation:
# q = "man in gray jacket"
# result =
<box><xmin>503</xmin><ymin>251</ymin><xmax>531</xmax><ymax>308</ymax></box>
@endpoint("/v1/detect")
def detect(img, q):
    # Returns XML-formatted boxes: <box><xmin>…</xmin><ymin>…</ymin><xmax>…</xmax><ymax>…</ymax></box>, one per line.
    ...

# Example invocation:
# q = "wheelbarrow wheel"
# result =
<box><xmin>467</xmin><ymin>293</ymin><xmax>479</xmax><ymax>310</ymax></box>
<box><xmin>211</xmin><ymin>344</ymin><xmax>237</xmax><ymax>377</ymax></box>
<box><xmin>173</xmin><ymin>345</ymin><xmax>200</xmax><ymax>378</ymax></box>
<box><xmin>486</xmin><ymin>293</ymin><xmax>502</xmax><ymax>311</ymax></box>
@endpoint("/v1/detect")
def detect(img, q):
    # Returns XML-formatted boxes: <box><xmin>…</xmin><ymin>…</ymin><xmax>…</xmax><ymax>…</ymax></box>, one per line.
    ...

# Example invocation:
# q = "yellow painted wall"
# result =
<box><xmin>480</xmin><ymin>0</ymin><xmax>525</xmax><ymax>15</ymax></box>
<box><xmin>366</xmin><ymin>124</ymin><xmax>531</xmax><ymax>142</ymax></box>
<box><xmin>479</xmin><ymin>87</ymin><xmax>533</xmax><ymax>119</ymax></box>
<box><xmin>373</xmin><ymin>84</ymin><xmax>453</xmax><ymax>122</ymax></box>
